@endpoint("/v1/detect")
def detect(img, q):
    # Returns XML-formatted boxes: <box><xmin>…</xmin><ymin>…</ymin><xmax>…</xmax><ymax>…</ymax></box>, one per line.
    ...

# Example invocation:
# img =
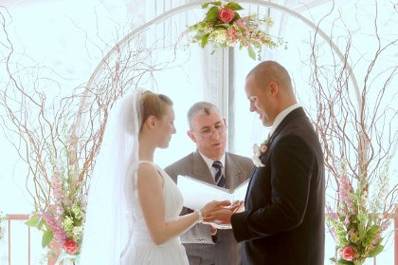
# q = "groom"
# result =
<box><xmin>207</xmin><ymin>61</ymin><xmax>325</xmax><ymax>265</ymax></box>
<box><xmin>165</xmin><ymin>102</ymin><xmax>253</xmax><ymax>265</ymax></box>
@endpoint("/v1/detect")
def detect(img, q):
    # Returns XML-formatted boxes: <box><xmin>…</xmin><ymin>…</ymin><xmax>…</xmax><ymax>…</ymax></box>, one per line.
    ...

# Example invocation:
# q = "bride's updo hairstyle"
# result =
<box><xmin>139</xmin><ymin>90</ymin><xmax>173</xmax><ymax>131</ymax></box>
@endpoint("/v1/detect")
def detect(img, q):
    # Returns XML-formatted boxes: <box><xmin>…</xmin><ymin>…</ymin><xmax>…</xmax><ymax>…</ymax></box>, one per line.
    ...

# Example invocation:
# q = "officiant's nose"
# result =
<box><xmin>209</xmin><ymin>125</ymin><xmax>223</xmax><ymax>140</ymax></box>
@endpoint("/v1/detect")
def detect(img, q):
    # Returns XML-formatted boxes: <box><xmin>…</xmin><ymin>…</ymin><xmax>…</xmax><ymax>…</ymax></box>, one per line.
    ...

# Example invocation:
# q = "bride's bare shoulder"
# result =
<box><xmin>136</xmin><ymin>162</ymin><xmax>162</xmax><ymax>184</ymax></box>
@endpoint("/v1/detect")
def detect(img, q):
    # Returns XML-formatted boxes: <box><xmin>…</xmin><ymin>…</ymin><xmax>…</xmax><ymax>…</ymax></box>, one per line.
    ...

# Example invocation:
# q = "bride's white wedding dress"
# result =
<box><xmin>122</xmin><ymin>161</ymin><xmax>189</xmax><ymax>265</ymax></box>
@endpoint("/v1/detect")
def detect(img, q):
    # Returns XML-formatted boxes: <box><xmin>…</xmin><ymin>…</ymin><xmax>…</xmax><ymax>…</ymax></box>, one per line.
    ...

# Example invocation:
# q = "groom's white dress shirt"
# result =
<box><xmin>269</xmin><ymin>103</ymin><xmax>301</xmax><ymax>137</ymax></box>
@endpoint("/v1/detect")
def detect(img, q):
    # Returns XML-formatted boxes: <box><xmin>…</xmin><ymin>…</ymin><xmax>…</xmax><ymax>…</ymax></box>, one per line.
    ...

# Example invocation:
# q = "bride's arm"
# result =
<box><xmin>137</xmin><ymin>163</ymin><xmax>211</xmax><ymax>245</ymax></box>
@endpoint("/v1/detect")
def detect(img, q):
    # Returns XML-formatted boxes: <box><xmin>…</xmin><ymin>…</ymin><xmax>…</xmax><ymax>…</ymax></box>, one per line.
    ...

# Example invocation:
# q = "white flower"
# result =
<box><xmin>252</xmin><ymin>143</ymin><xmax>267</xmax><ymax>167</ymax></box>
<box><xmin>209</xmin><ymin>29</ymin><xmax>228</xmax><ymax>45</ymax></box>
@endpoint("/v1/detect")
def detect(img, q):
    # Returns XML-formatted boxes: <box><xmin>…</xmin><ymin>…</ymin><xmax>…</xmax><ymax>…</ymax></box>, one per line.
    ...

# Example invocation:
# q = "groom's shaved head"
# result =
<box><xmin>245</xmin><ymin>60</ymin><xmax>297</xmax><ymax>126</ymax></box>
<box><xmin>247</xmin><ymin>60</ymin><xmax>293</xmax><ymax>96</ymax></box>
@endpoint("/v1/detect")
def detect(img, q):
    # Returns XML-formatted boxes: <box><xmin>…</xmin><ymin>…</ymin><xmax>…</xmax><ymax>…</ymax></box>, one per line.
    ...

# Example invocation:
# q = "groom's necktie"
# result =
<box><xmin>212</xmin><ymin>160</ymin><xmax>225</xmax><ymax>188</ymax></box>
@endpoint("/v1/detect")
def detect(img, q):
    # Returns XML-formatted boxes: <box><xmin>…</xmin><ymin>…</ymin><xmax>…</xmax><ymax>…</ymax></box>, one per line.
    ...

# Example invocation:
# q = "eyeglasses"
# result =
<box><xmin>196</xmin><ymin>122</ymin><xmax>226</xmax><ymax>138</ymax></box>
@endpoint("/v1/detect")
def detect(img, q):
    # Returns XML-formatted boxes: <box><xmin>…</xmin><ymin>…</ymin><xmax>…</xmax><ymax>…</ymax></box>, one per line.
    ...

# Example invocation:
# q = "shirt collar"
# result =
<box><xmin>199</xmin><ymin>151</ymin><xmax>225</xmax><ymax>173</ymax></box>
<box><xmin>269</xmin><ymin>103</ymin><xmax>301</xmax><ymax>137</ymax></box>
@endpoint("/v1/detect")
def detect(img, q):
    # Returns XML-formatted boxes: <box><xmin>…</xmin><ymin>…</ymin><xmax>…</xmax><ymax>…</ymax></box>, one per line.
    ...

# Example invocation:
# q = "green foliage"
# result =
<box><xmin>26</xmin><ymin>214</ymin><xmax>53</xmax><ymax>248</ymax></box>
<box><xmin>337</xmin><ymin>259</ymin><xmax>354</xmax><ymax>265</ymax></box>
<box><xmin>25</xmin><ymin>214</ymin><xmax>41</xmax><ymax>227</ymax></box>
<box><xmin>201</xmin><ymin>34</ymin><xmax>210</xmax><ymax>48</ymax></box>
<box><xmin>42</xmin><ymin>230</ymin><xmax>53</xmax><ymax>248</ymax></box>
<box><xmin>225</xmin><ymin>2</ymin><xmax>243</xmax><ymax>10</ymax></box>
<box><xmin>368</xmin><ymin>244</ymin><xmax>384</xmax><ymax>257</ymax></box>
<box><xmin>206</xmin><ymin>6</ymin><xmax>219</xmax><ymax>22</ymax></box>
<box><xmin>247</xmin><ymin>46</ymin><xmax>256</xmax><ymax>60</ymax></box>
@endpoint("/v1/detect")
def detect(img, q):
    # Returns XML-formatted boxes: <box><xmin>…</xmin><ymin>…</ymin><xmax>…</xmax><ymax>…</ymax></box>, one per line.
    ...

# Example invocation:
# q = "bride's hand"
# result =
<box><xmin>201</xmin><ymin>201</ymin><xmax>244</xmax><ymax>224</ymax></box>
<box><xmin>200</xmin><ymin>200</ymin><xmax>231</xmax><ymax>218</ymax></box>
<box><xmin>203</xmin><ymin>208</ymin><xmax>234</xmax><ymax>224</ymax></box>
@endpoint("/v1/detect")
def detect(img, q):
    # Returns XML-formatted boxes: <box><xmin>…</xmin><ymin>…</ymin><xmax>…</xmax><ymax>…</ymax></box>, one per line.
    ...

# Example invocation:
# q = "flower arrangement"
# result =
<box><xmin>327</xmin><ymin>173</ymin><xmax>390</xmax><ymax>265</ymax></box>
<box><xmin>26</xmin><ymin>139</ymin><xmax>85</xmax><ymax>264</ymax></box>
<box><xmin>188</xmin><ymin>1</ymin><xmax>281</xmax><ymax>59</ymax></box>
<box><xmin>309</xmin><ymin>6</ymin><xmax>398</xmax><ymax>263</ymax></box>
<box><xmin>0</xmin><ymin>8</ymin><xmax>156</xmax><ymax>264</ymax></box>
<box><xmin>252</xmin><ymin>139</ymin><xmax>268</xmax><ymax>167</ymax></box>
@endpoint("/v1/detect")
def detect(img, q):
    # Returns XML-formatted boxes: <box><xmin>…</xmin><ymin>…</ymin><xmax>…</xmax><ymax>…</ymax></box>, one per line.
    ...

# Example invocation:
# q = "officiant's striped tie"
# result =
<box><xmin>212</xmin><ymin>160</ymin><xmax>225</xmax><ymax>188</ymax></box>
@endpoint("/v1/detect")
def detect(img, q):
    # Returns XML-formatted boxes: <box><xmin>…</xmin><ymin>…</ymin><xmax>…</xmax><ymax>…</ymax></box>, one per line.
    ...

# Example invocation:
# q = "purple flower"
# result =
<box><xmin>339</xmin><ymin>175</ymin><xmax>353</xmax><ymax>208</ymax></box>
<box><xmin>42</xmin><ymin>212</ymin><xmax>67</xmax><ymax>244</ymax></box>
<box><xmin>51</xmin><ymin>174</ymin><xmax>64</xmax><ymax>204</ymax></box>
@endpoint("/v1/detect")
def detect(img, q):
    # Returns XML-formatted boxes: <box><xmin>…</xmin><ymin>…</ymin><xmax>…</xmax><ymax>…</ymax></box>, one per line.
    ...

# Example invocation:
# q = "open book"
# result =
<box><xmin>177</xmin><ymin>175</ymin><xmax>249</xmax><ymax>210</ymax></box>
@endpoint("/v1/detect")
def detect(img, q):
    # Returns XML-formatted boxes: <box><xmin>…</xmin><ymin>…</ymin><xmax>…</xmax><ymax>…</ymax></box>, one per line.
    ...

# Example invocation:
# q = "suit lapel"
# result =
<box><xmin>246</xmin><ymin>108</ymin><xmax>308</xmax><ymax>203</ymax></box>
<box><xmin>192</xmin><ymin>152</ymin><xmax>214</xmax><ymax>184</ymax></box>
<box><xmin>244</xmin><ymin>166</ymin><xmax>258</xmax><ymax>204</ymax></box>
<box><xmin>225</xmin><ymin>153</ymin><xmax>244</xmax><ymax>189</ymax></box>
<box><xmin>267</xmin><ymin>107</ymin><xmax>307</xmax><ymax>146</ymax></box>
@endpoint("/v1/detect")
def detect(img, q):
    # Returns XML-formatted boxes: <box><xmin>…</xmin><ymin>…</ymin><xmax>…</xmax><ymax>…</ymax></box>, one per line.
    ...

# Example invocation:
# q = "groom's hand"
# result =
<box><xmin>229</xmin><ymin>200</ymin><xmax>245</xmax><ymax>213</ymax></box>
<box><xmin>204</xmin><ymin>208</ymin><xmax>234</xmax><ymax>224</ymax></box>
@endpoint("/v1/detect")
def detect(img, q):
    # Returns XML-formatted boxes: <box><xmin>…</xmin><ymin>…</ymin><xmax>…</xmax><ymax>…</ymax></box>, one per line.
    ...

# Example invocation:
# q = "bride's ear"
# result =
<box><xmin>143</xmin><ymin>115</ymin><xmax>158</xmax><ymax>129</ymax></box>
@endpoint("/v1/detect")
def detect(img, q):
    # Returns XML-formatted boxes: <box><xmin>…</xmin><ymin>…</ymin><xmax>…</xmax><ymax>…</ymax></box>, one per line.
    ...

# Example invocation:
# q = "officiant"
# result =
<box><xmin>165</xmin><ymin>102</ymin><xmax>253</xmax><ymax>265</ymax></box>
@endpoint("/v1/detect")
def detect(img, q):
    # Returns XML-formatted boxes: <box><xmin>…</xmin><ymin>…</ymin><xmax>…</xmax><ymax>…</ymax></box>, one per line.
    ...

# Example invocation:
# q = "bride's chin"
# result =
<box><xmin>159</xmin><ymin>141</ymin><xmax>170</xmax><ymax>149</ymax></box>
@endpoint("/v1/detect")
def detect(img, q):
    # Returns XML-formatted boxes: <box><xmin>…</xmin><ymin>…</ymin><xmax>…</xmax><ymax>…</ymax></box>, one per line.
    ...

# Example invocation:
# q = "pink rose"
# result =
<box><xmin>218</xmin><ymin>8</ymin><xmax>235</xmax><ymax>23</ymax></box>
<box><xmin>63</xmin><ymin>239</ymin><xmax>78</xmax><ymax>255</ymax></box>
<box><xmin>341</xmin><ymin>246</ymin><xmax>356</xmax><ymax>261</ymax></box>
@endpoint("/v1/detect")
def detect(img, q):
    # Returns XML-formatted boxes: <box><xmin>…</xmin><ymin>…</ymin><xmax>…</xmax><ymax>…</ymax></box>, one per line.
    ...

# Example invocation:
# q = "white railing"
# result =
<box><xmin>4</xmin><ymin>214</ymin><xmax>31</xmax><ymax>265</ymax></box>
<box><xmin>3</xmin><ymin>210</ymin><xmax>398</xmax><ymax>265</ymax></box>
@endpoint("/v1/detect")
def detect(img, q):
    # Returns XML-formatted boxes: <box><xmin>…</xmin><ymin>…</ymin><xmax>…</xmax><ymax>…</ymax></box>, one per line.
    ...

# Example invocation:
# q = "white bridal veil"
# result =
<box><xmin>79</xmin><ymin>90</ymin><xmax>142</xmax><ymax>265</ymax></box>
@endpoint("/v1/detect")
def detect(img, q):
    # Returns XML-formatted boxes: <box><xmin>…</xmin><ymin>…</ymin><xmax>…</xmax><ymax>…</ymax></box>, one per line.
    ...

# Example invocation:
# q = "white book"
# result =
<box><xmin>177</xmin><ymin>175</ymin><xmax>249</xmax><ymax>210</ymax></box>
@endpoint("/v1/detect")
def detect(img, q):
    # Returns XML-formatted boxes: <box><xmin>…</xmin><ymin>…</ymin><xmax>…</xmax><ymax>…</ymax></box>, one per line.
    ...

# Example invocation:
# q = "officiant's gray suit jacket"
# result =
<box><xmin>165</xmin><ymin>151</ymin><xmax>253</xmax><ymax>265</ymax></box>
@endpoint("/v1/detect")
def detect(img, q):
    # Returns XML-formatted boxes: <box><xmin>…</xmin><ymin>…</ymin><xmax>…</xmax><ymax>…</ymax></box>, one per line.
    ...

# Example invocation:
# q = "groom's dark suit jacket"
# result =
<box><xmin>231</xmin><ymin>107</ymin><xmax>325</xmax><ymax>265</ymax></box>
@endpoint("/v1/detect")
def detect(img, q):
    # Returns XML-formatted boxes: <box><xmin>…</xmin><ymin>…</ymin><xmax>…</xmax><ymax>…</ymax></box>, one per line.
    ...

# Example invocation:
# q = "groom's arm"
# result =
<box><xmin>231</xmin><ymin>135</ymin><xmax>314</xmax><ymax>242</ymax></box>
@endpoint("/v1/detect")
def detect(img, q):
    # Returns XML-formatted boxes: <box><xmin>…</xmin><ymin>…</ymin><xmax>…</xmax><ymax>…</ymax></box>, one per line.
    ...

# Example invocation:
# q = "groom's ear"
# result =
<box><xmin>269</xmin><ymin>80</ymin><xmax>279</xmax><ymax>97</ymax></box>
<box><xmin>187</xmin><ymin>130</ymin><xmax>197</xmax><ymax>143</ymax></box>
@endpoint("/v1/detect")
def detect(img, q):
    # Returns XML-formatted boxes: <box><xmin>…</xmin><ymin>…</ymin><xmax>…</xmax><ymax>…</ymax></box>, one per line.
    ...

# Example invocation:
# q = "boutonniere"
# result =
<box><xmin>252</xmin><ymin>140</ymin><xmax>268</xmax><ymax>167</ymax></box>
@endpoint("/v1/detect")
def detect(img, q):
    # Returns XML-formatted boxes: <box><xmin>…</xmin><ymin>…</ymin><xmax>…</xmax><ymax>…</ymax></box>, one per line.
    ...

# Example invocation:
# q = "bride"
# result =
<box><xmin>79</xmin><ymin>90</ymin><xmax>229</xmax><ymax>265</ymax></box>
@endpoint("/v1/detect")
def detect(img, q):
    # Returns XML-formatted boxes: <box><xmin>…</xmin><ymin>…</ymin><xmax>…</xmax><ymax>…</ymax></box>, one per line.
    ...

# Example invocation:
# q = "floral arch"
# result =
<box><xmin>0</xmin><ymin>0</ymin><xmax>396</xmax><ymax>264</ymax></box>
